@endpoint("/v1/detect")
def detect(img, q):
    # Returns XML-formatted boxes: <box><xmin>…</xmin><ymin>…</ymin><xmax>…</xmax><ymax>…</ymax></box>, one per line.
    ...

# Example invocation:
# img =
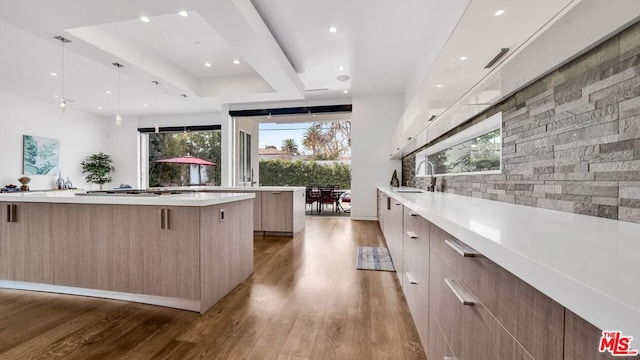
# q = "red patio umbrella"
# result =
<box><xmin>155</xmin><ymin>156</ymin><xmax>217</xmax><ymax>185</ymax></box>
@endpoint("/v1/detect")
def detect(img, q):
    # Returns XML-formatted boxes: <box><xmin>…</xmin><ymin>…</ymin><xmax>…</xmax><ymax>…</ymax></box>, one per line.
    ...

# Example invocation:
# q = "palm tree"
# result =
<box><xmin>281</xmin><ymin>138</ymin><xmax>299</xmax><ymax>155</ymax></box>
<box><xmin>302</xmin><ymin>124</ymin><xmax>324</xmax><ymax>158</ymax></box>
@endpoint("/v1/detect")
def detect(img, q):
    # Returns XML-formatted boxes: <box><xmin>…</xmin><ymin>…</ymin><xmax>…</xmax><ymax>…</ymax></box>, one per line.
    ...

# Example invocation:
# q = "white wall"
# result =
<box><xmin>0</xmin><ymin>92</ymin><xmax>109</xmax><ymax>191</ymax></box>
<box><xmin>106</xmin><ymin>115</ymin><xmax>140</xmax><ymax>188</ymax></box>
<box><xmin>350</xmin><ymin>94</ymin><xmax>403</xmax><ymax>220</ymax></box>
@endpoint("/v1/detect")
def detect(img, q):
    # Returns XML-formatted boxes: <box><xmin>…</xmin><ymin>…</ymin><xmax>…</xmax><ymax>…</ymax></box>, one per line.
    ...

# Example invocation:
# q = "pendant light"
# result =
<box><xmin>54</xmin><ymin>36</ymin><xmax>71</xmax><ymax>112</ymax></box>
<box><xmin>152</xmin><ymin>80</ymin><xmax>160</xmax><ymax>133</ymax></box>
<box><xmin>112</xmin><ymin>62</ymin><xmax>124</xmax><ymax>125</ymax></box>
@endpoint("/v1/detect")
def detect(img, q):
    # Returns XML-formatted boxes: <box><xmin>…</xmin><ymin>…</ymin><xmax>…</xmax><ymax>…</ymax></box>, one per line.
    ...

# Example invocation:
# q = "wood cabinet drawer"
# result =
<box><xmin>430</xmin><ymin>224</ymin><xmax>564</xmax><ymax>360</ymax></box>
<box><xmin>403</xmin><ymin>272</ymin><xmax>428</xmax><ymax>348</ymax></box>
<box><xmin>565</xmin><ymin>310</ymin><xmax>640</xmax><ymax>359</ymax></box>
<box><xmin>403</xmin><ymin>208</ymin><xmax>429</xmax><ymax>299</ymax></box>
<box><xmin>429</xmin><ymin>252</ymin><xmax>534</xmax><ymax>360</ymax></box>
<box><xmin>427</xmin><ymin>310</ymin><xmax>456</xmax><ymax>360</ymax></box>
<box><xmin>261</xmin><ymin>191</ymin><xmax>293</xmax><ymax>232</ymax></box>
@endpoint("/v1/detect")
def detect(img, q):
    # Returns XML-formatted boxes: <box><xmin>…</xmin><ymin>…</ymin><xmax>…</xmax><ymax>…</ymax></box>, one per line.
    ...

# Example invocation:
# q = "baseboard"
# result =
<box><xmin>0</xmin><ymin>280</ymin><xmax>201</xmax><ymax>312</ymax></box>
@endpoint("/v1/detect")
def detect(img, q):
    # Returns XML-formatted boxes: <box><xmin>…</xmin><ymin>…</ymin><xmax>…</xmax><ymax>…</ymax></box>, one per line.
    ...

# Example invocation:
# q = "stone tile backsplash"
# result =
<box><xmin>402</xmin><ymin>21</ymin><xmax>640</xmax><ymax>224</ymax></box>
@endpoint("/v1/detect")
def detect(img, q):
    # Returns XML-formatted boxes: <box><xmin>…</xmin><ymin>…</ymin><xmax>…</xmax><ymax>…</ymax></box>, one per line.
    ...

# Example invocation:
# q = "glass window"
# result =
<box><xmin>416</xmin><ymin>112</ymin><xmax>502</xmax><ymax>176</ymax></box>
<box><xmin>144</xmin><ymin>130</ymin><xmax>221</xmax><ymax>187</ymax></box>
<box><xmin>238</xmin><ymin>130</ymin><xmax>251</xmax><ymax>183</ymax></box>
<box><xmin>428</xmin><ymin>128</ymin><xmax>501</xmax><ymax>175</ymax></box>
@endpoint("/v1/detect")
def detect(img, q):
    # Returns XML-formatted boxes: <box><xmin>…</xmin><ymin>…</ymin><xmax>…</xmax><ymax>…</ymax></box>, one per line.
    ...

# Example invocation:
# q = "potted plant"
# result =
<box><xmin>81</xmin><ymin>152</ymin><xmax>115</xmax><ymax>190</ymax></box>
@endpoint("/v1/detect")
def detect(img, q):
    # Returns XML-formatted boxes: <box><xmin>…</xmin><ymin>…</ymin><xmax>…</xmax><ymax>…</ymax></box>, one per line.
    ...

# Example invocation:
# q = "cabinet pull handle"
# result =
<box><xmin>6</xmin><ymin>204</ymin><xmax>11</xmax><ymax>223</ymax></box>
<box><xmin>394</xmin><ymin>202</ymin><xmax>401</xmax><ymax>206</ymax></box>
<box><xmin>445</xmin><ymin>239</ymin><xmax>477</xmax><ymax>257</ymax></box>
<box><xmin>160</xmin><ymin>209</ymin><xmax>166</xmax><ymax>229</ymax></box>
<box><xmin>407</xmin><ymin>210</ymin><xmax>418</xmax><ymax>217</ymax></box>
<box><xmin>11</xmin><ymin>205</ymin><xmax>17</xmax><ymax>223</ymax></box>
<box><xmin>406</xmin><ymin>272</ymin><xmax>418</xmax><ymax>285</ymax></box>
<box><xmin>166</xmin><ymin>209</ymin><xmax>171</xmax><ymax>230</ymax></box>
<box><xmin>445</xmin><ymin>279</ymin><xmax>476</xmax><ymax>306</ymax></box>
<box><xmin>406</xmin><ymin>231</ymin><xmax>418</xmax><ymax>239</ymax></box>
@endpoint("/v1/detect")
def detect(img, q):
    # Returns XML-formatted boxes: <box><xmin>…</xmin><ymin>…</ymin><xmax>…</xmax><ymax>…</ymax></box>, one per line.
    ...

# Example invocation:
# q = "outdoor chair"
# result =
<box><xmin>305</xmin><ymin>187</ymin><xmax>320</xmax><ymax>214</ymax></box>
<box><xmin>318</xmin><ymin>186</ymin><xmax>337</xmax><ymax>214</ymax></box>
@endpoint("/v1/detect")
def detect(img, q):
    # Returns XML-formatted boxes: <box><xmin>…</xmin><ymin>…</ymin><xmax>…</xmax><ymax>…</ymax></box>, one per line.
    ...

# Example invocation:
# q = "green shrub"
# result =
<box><xmin>259</xmin><ymin>160</ymin><xmax>351</xmax><ymax>189</ymax></box>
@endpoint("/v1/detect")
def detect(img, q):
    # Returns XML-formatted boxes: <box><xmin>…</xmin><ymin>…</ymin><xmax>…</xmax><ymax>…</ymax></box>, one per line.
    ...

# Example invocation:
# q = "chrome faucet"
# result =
<box><xmin>415</xmin><ymin>158</ymin><xmax>436</xmax><ymax>192</ymax></box>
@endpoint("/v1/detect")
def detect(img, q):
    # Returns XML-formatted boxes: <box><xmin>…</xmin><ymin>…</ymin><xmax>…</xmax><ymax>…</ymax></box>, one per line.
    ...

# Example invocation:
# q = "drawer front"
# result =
<box><xmin>564</xmin><ymin>310</ymin><xmax>640</xmax><ymax>360</ymax></box>
<box><xmin>430</xmin><ymin>252</ymin><xmax>534</xmax><ymax>360</ymax></box>
<box><xmin>403</xmin><ymin>209</ymin><xmax>429</xmax><ymax>299</ymax></box>
<box><xmin>403</xmin><ymin>272</ymin><xmax>429</xmax><ymax>349</ymax></box>
<box><xmin>427</xmin><ymin>310</ymin><xmax>456</xmax><ymax>360</ymax></box>
<box><xmin>430</xmin><ymin>224</ymin><xmax>564</xmax><ymax>360</ymax></box>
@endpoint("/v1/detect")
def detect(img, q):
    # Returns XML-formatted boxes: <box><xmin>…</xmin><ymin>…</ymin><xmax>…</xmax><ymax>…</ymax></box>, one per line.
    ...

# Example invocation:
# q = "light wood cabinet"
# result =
<box><xmin>377</xmin><ymin>190</ymin><xmax>385</xmax><ymax>230</ymax></box>
<box><xmin>0</xmin><ymin>202</ymin><xmax>53</xmax><ymax>284</ymax></box>
<box><xmin>261</xmin><ymin>191</ymin><xmax>293</xmax><ymax>232</ymax></box>
<box><xmin>430</xmin><ymin>224</ymin><xmax>564</xmax><ymax>360</ymax></box>
<box><xmin>383</xmin><ymin>199</ymin><xmax>403</xmax><ymax>286</ymax></box>
<box><xmin>377</xmin><ymin>189</ymin><xmax>627</xmax><ymax>360</ymax></box>
<box><xmin>1</xmin><ymin>200</ymin><xmax>253</xmax><ymax>313</ymax></box>
<box><xmin>564</xmin><ymin>310</ymin><xmax>640</xmax><ymax>360</ymax></box>
<box><xmin>402</xmin><ymin>207</ymin><xmax>429</xmax><ymax>345</ymax></box>
<box><xmin>430</xmin><ymin>252</ymin><xmax>534</xmax><ymax>360</ymax></box>
<box><xmin>427</xmin><ymin>310</ymin><xmax>456</xmax><ymax>360</ymax></box>
<box><xmin>204</xmin><ymin>189</ymin><xmax>304</xmax><ymax>235</ymax></box>
<box><xmin>50</xmin><ymin>204</ymin><xmax>199</xmax><ymax>299</ymax></box>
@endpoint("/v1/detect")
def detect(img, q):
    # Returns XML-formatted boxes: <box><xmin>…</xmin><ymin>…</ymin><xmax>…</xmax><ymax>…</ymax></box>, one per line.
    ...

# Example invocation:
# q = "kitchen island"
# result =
<box><xmin>0</xmin><ymin>191</ymin><xmax>255</xmax><ymax>313</ymax></box>
<box><xmin>149</xmin><ymin>186</ymin><xmax>306</xmax><ymax>235</ymax></box>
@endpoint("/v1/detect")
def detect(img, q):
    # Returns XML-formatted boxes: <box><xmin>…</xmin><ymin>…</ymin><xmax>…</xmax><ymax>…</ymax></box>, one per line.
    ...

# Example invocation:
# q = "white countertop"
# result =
<box><xmin>378</xmin><ymin>186</ymin><xmax>640</xmax><ymax>341</ymax></box>
<box><xmin>149</xmin><ymin>186</ymin><xmax>306</xmax><ymax>192</ymax></box>
<box><xmin>0</xmin><ymin>191</ymin><xmax>255</xmax><ymax>207</ymax></box>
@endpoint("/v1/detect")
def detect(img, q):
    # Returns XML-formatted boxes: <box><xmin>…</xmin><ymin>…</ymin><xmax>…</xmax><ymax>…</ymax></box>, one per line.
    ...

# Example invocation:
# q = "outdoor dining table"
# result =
<box><xmin>307</xmin><ymin>188</ymin><xmax>349</xmax><ymax>214</ymax></box>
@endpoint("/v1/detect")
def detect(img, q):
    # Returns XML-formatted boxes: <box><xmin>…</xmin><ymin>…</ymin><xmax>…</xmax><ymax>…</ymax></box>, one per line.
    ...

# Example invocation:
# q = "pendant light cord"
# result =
<box><xmin>61</xmin><ymin>40</ymin><xmax>65</xmax><ymax>101</ymax></box>
<box><xmin>116</xmin><ymin>66</ymin><xmax>120</xmax><ymax>115</ymax></box>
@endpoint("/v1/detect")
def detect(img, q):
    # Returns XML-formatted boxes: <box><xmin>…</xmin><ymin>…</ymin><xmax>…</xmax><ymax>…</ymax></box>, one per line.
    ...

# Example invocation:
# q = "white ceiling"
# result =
<box><xmin>0</xmin><ymin>0</ymin><xmax>629</xmax><ymax>124</ymax></box>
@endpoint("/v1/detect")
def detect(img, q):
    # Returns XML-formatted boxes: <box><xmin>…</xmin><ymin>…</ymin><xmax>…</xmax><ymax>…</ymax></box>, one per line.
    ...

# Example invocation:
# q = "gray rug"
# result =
<box><xmin>356</xmin><ymin>247</ymin><xmax>395</xmax><ymax>272</ymax></box>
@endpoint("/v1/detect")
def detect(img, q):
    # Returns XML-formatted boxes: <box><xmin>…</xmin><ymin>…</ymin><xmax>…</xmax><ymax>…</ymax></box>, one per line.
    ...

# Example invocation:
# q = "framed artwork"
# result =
<box><xmin>23</xmin><ymin>135</ymin><xmax>60</xmax><ymax>175</ymax></box>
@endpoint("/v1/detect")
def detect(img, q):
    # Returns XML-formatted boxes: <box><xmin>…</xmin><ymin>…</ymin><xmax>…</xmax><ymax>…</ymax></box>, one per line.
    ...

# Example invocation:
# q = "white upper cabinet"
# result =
<box><xmin>391</xmin><ymin>0</ymin><xmax>640</xmax><ymax>158</ymax></box>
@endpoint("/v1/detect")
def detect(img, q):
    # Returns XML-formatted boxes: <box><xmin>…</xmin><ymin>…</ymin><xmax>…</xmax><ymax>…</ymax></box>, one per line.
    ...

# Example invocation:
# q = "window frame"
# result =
<box><xmin>415</xmin><ymin>112</ymin><xmax>502</xmax><ymax>177</ymax></box>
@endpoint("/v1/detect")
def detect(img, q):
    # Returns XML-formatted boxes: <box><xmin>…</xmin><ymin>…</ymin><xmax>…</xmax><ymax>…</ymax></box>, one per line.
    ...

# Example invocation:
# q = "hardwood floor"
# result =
<box><xmin>0</xmin><ymin>217</ymin><xmax>425</xmax><ymax>360</ymax></box>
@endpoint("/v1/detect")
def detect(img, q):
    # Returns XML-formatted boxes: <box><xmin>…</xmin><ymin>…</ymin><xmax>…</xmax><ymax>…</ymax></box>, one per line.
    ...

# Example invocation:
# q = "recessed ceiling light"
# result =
<box><xmin>194</xmin><ymin>41</ymin><xmax>202</xmax><ymax>46</ymax></box>
<box><xmin>343</xmin><ymin>90</ymin><xmax>349</xmax><ymax>94</ymax></box>
<box><xmin>97</xmin><ymin>106</ymin><xmax>103</xmax><ymax>110</ymax></box>
<box><xmin>460</xmin><ymin>56</ymin><xmax>467</xmax><ymax>61</ymax></box>
<box><xmin>338</xmin><ymin>66</ymin><xmax>345</xmax><ymax>71</ymax></box>
<box><xmin>494</xmin><ymin>9</ymin><xmax>505</xmax><ymax>16</ymax></box>
<box><xmin>50</xmin><ymin>72</ymin><xmax>58</xmax><ymax>77</ymax></box>
<box><xmin>178</xmin><ymin>11</ymin><xmax>188</xmax><ymax>17</ymax></box>
<box><xmin>106</xmin><ymin>90</ymin><xmax>111</xmax><ymax>95</ymax></box>
<box><xmin>337</xmin><ymin>75</ymin><xmax>350</xmax><ymax>81</ymax></box>
<box><xmin>140</xmin><ymin>16</ymin><xmax>150</xmax><ymax>23</ymax></box>
<box><xmin>53</xmin><ymin>95</ymin><xmax>58</xmax><ymax>98</ymax></box>
<box><xmin>204</xmin><ymin>62</ymin><xmax>212</xmax><ymax>67</ymax></box>
<box><xmin>329</xmin><ymin>26</ymin><xmax>337</xmax><ymax>33</ymax></box>
<box><xmin>233</xmin><ymin>59</ymin><xmax>240</xmax><ymax>65</ymax></box>
<box><xmin>143</xmin><ymin>104</ymin><xmax>148</xmax><ymax>107</ymax></box>
<box><xmin>436</xmin><ymin>84</ymin><xmax>443</xmax><ymax>88</ymax></box>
